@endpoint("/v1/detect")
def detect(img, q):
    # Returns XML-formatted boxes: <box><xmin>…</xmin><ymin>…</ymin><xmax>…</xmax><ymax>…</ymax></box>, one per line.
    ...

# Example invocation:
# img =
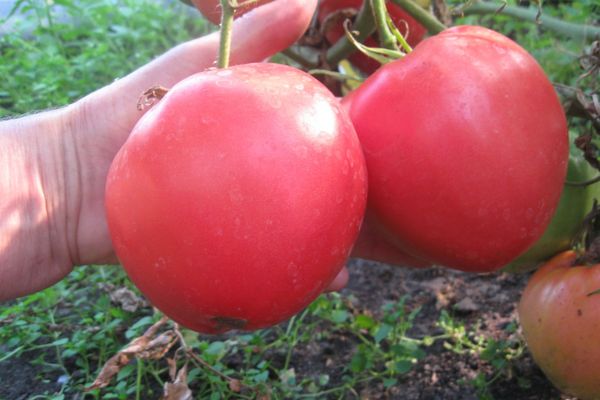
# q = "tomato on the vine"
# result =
<box><xmin>518</xmin><ymin>251</ymin><xmax>600</xmax><ymax>400</ymax></box>
<box><xmin>191</xmin><ymin>0</ymin><xmax>273</xmax><ymax>25</ymax></box>
<box><xmin>318</xmin><ymin>0</ymin><xmax>427</xmax><ymax>74</ymax></box>
<box><xmin>105</xmin><ymin>63</ymin><xmax>367</xmax><ymax>333</ymax></box>
<box><xmin>343</xmin><ymin>26</ymin><xmax>568</xmax><ymax>272</ymax></box>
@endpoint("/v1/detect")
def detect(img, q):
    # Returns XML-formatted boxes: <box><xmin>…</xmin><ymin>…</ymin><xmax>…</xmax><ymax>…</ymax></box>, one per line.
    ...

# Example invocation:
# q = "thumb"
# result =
<box><xmin>79</xmin><ymin>0</ymin><xmax>317</xmax><ymax>135</ymax></box>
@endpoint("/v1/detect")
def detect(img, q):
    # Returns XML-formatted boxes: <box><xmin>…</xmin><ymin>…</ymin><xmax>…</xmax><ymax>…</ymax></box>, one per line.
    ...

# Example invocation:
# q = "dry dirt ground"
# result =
<box><xmin>0</xmin><ymin>258</ymin><xmax>577</xmax><ymax>399</ymax></box>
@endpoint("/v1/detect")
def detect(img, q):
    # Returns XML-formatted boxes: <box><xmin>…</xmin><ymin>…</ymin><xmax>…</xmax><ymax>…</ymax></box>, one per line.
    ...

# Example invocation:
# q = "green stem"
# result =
<box><xmin>371</xmin><ymin>0</ymin><xmax>399</xmax><ymax>50</ymax></box>
<box><xmin>136</xmin><ymin>359</ymin><xmax>143</xmax><ymax>400</ymax></box>
<box><xmin>326</xmin><ymin>1</ymin><xmax>377</xmax><ymax>65</ymax></box>
<box><xmin>281</xmin><ymin>48</ymin><xmax>319</xmax><ymax>69</ymax></box>
<box><xmin>566</xmin><ymin>175</ymin><xmax>600</xmax><ymax>187</ymax></box>
<box><xmin>218</xmin><ymin>0</ymin><xmax>236</xmax><ymax>68</ymax></box>
<box><xmin>0</xmin><ymin>346</ymin><xmax>23</xmax><ymax>363</ymax></box>
<box><xmin>391</xmin><ymin>0</ymin><xmax>446</xmax><ymax>34</ymax></box>
<box><xmin>462</xmin><ymin>1</ymin><xmax>600</xmax><ymax>42</ymax></box>
<box><xmin>309</xmin><ymin>69</ymin><xmax>364</xmax><ymax>83</ymax></box>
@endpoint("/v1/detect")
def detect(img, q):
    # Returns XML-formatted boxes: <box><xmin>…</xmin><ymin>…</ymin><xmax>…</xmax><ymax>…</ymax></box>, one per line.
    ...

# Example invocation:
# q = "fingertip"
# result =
<box><xmin>325</xmin><ymin>266</ymin><xmax>349</xmax><ymax>292</ymax></box>
<box><xmin>230</xmin><ymin>0</ymin><xmax>318</xmax><ymax>65</ymax></box>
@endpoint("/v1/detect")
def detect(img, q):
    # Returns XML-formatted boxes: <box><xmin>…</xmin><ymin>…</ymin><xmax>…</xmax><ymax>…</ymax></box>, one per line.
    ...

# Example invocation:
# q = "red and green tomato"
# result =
<box><xmin>505</xmin><ymin>142</ymin><xmax>599</xmax><ymax>272</ymax></box>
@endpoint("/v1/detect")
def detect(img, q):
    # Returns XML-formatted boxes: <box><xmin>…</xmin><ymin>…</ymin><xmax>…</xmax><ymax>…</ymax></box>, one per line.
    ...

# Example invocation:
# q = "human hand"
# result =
<box><xmin>0</xmin><ymin>0</ymin><xmax>318</xmax><ymax>300</ymax></box>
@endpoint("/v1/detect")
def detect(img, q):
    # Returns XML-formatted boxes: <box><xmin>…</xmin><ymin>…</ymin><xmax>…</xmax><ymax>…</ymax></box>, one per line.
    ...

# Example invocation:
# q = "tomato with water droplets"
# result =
<box><xmin>343</xmin><ymin>26</ymin><xmax>568</xmax><ymax>272</ymax></box>
<box><xmin>105</xmin><ymin>63</ymin><xmax>367</xmax><ymax>333</ymax></box>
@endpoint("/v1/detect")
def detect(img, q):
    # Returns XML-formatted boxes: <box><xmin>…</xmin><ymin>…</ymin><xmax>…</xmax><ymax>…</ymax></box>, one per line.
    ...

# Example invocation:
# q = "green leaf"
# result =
<box><xmin>394</xmin><ymin>360</ymin><xmax>414</xmax><ymax>374</ymax></box>
<box><xmin>383</xmin><ymin>378</ymin><xmax>398</xmax><ymax>388</ymax></box>
<box><xmin>280</xmin><ymin>368</ymin><xmax>296</xmax><ymax>386</ymax></box>
<box><xmin>391</xmin><ymin>341</ymin><xmax>426</xmax><ymax>360</ymax></box>
<box><xmin>205</xmin><ymin>341</ymin><xmax>226</xmax><ymax>356</ymax></box>
<box><xmin>116</xmin><ymin>364</ymin><xmax>135</xmax><ymax>381</ymax></box>
<box><xmin>51</xmin><ymin>338</ymin><xmax>69</xmax><ymax>346</ymax></box>
<box><xmin>350</xmin><ymin>345</ymin><xmax>373</xmax><ymax>373</ymax></box>
<box><xmin>318</xmin><ymin>374</ymin><xmax>330</xmax><ymax>386</ymax></box>
<box><xmin>355</xmin><ymin>314</ymin><xmax>376</xmax><ymax>330</ymax></box>
<box><xmin>374</xmin><ymin>323</ymin><xmax>393</xmax><ymax>343</ymax></box>
<box><xmin>253</xmin><ymin>370</ymin><xmax>269</xmax><ymax>383</ymax></box>
<box><xmin>330</xmin><ymin>309</ymin><xmax>349</xmax><ymax>324</ymax></box>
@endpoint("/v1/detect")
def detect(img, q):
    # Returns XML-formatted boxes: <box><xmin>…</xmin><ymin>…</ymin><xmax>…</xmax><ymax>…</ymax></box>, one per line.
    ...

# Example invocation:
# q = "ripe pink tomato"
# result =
<box><xmin>318</xmin><ymin>0</ymin><xmax>427</xmax><ymax>74</ymax></box>
<box><xmin>343</xmin><ymin>26</ymin><xmax>568</xmax><ymax>272</ymax></box>
<box><xmin>518</xmin><ymin>251</ymin><xmax>600</xmax><ymax>400</ymax></box>
<box><xmin>105</xmin><ymin>63</ymin><xmax>367</xmax><ymax>333</ymax></box>
<box><xmin>191</xmin><ymin>0</ymin><xmax>273</xmax><ymax>25</ymax></box>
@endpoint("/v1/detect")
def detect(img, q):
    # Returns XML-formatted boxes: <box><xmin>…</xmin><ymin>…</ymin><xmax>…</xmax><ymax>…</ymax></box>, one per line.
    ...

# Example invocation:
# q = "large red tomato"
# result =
<box><xmin>518</xmin><ymin>251</ymin><xmax>600</xmax><ymax>400</ymax></box>
<box><xmin>191</xmin><ymin>0</ymin><xmax>273</xmax><ymax>25</ymax></box>
<box><xmin>318</xmin><ymin>0</ymin><xmax>427</xmax><ymax>74</ymax></box>
<box><xmin>105</xmin><ymin>63</ymin><xmax>367</xmax><ymax>333</ymax></box>
<box><xmin>343</xmin><ymin>26</ymin><xmax>568</xmax><ymax>272</ymax></box>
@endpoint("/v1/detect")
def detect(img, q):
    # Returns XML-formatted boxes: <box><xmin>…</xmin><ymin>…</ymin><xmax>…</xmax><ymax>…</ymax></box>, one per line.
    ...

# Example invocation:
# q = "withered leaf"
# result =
<box><xmin>163</xmin><ymin>364</ymin><xmax>193</xmax><ymax>400</ymax></box>
<box><xmin>85</xmin><ymin>317</ymin><xmax>176</xmax><ymax>391</ymax></box>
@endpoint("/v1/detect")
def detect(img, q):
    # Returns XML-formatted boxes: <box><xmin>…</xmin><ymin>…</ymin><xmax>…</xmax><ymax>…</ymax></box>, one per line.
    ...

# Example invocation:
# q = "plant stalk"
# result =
<box><xmin>218</xmin><ymin>0</ymin><xmax>236</xmax><ymax>68</ymax></box>
<box><xmin>326</xmin><ymin>1</ymin><xmax>377</xmax><ymax>65</ymax></box>
<box><xmin>391</xmin><ymin>0</ymin><xmax>446</xmax><ymax>34</ymax></box>
<box><xmin>371</xmin><ymin>0</ymin><xmax>399</xmax><ymax>50</ymax></box>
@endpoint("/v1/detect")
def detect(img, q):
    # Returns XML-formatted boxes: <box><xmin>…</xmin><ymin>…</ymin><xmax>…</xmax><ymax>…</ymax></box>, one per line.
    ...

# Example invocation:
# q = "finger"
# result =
<box><xmin>325</xmin><ymin>266</ymin><xmax>349</xmax><ymax>292</ymax></box>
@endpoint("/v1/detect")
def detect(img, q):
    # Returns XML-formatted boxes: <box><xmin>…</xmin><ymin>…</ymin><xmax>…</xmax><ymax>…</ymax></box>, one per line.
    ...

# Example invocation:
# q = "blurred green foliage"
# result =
<box><xmin>0</xmin><ymin>0</ymin><xmax>211</xmax><ymax>117</ymax></box>
<box><xmin>451</xmin><ymin>0</ymin><xmax>598</xmax><ymax>86</ymax></box>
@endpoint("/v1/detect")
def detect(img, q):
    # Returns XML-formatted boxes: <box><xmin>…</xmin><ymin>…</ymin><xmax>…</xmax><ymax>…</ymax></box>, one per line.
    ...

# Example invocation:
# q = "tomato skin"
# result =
<box><xmin>518</xmin><ymin>251</ymin><xmax>600</xmax><ymax>400</ymax></box>
<box><xmin>505</xmin><ymin>150</ymin><xmax>600</xmax><ymax>272</ymax></box>
<box><xmin>105</xmin><ymin>63</ymin><xmax>367</xmax><ymax>333</ymax></box>
<box><xmin>191</xmin><ymin>0</ymin><xmax>273</xmax><ymax>25</ymax></box>
<box><xmin>343</xmin><ymin>25</ymin><xmax>568</xmax><ymax>272</ymax></box>
<box><xmin>318</xmin><ymin>0</ymin><xmax>427</xmax><ymax>74</ymax></box>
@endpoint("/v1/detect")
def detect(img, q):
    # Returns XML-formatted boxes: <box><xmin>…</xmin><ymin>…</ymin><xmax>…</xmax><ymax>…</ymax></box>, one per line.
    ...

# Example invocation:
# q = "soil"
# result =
<box><xmin>0</xmin><ymin>259</ymin><xmax>577</xmax><ymax>399</ymax></box>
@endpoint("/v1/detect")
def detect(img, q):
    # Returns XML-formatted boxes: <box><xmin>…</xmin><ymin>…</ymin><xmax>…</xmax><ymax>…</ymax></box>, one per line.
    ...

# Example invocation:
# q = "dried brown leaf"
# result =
<box><xmin>99</xmin><ymin>283</ymin><xmax>148</xmax><ymax>312</ymax></box>
<box><xmin>228</xmin><ymin>378</ymin><xmax>242</xmax><ymax>393</ymax></box>
<box><xmin>85</xmin><ymin>317</ymin><xmax>175</xmax><ymax>391</ymax></box>
<box><xmin>163</xmin><ymin>364</ymin><xmax>193</xmax><ymax>400</ymax></box>
<box><xmin>167</xmin><ymin>357</ymin><xmax>178</xmax><ymax>381</ymax></box>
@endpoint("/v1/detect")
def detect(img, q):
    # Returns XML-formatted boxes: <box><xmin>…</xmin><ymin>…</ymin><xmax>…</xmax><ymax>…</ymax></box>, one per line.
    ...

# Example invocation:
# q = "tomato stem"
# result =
<box><xmin>342</xmin><ymin>19</ymin><xmax>404</xmax><ymax>63</ymax></box>
<box><xmin>309</xmin><ymin>69</ymin><xmax>365</xmax><ymax>84</ymax></box>
<box><xmin>371</xmin><ymin>0</ymin><xmax>399</xmax><ymax>50</ymax></box>
<box><xmin>325</xmin><ymin>0</ymin><xmax>377</xmax><ymax>65</ymax></box>
<box><xmin>390</xmin><ymin>0</ymin><xmax>446</xmax><ymax>34</ymax></box>
<box><xmin>281</xmin><ymin>48</ymin><xmax>319</xmax><ymax>69</ymax></box>
<box><xmin>388</xmin><ymin>13</ymin><xmax>413</xmax><ymax>53</ymax></box>
<box><xmin>218</xmin><ymin>0</ymin><xmax>236</xmax><ymax>69</ymax></box>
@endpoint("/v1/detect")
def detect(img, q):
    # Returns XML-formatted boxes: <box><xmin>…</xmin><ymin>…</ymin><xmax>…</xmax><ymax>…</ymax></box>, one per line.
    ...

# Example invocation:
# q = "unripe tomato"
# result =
<box><xmin>105</xmin><ymin>63</ymin><xmax>367</xmax><ymax>333</ymax></box>
<box><xmin>191</xmin><ymin>0</ymin><xmax>273</xmax><ymax>25</ymax></box>
<box><xmin>518</xmin><ymin>251</ymin><xmax>600</xmax><ymax>400</ymax></box>
<box><xmin>318</xmin><ymin>0</ymin><xmax>427</xmax><ymax>74</ymax></box>
<box><xmin>343</xmin><ymin>26</ymin><xmax>568</xmax><ymax>272</ymax></box>
<box><xmin>505</xmin><ymin>144</ymin><xmax>600</xmax><ymax>272</ymax></box>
